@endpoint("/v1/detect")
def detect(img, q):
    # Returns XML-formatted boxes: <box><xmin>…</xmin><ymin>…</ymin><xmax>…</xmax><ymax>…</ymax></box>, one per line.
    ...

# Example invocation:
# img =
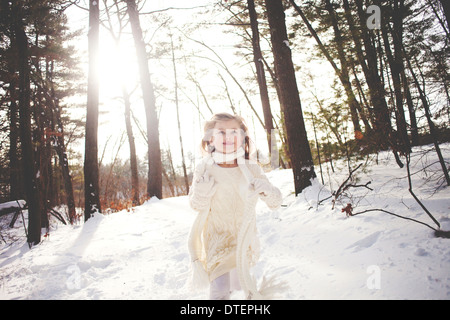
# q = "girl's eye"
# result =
<box><xmin>214</xmin><ymin>129</ymin><xmax>240</xmax><ymax>136</ymax></box>
<box><xmin>214</xmin><ymin>130</ymin><xmax>225</xmax><ymax>136</ymax></box>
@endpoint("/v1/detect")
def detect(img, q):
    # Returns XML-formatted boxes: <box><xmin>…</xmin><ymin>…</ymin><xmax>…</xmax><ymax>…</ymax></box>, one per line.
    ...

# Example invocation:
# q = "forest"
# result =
<box><xmin>0</xmin><ymin>0</ymin><xmax>449</xmax><ymax>248</ymax></box>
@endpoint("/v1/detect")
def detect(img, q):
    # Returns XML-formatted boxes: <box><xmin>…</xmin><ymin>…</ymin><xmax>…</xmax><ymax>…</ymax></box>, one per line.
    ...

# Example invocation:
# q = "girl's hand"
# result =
<box><xmin>249</xmin><ymin>177</ymin><xmax>283</xmax><ymax>210</ymax></box>
<box><xmin>193</xmin><ymin>174</ymin><xmax>217</xmax><ymax>198</ymax></box>
<box><xmin>250</xmin><ymin>178</ymin><xmax>273</xmax><ymax>197</ymax></box>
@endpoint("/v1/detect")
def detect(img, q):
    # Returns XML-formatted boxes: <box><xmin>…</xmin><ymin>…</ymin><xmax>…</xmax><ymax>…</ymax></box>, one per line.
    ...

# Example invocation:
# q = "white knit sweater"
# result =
<box><xmin>188</xmin><ymin>157</ymin><xmax>282</xmax><ymax>296</ymax></box>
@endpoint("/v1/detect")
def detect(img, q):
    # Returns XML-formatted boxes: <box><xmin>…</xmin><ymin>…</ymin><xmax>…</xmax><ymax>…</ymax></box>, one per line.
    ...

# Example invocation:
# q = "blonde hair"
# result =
<box><xmin>201</xmin><ymin>112</ymin><xmax>251</xmax><ymax>159</ymax></box>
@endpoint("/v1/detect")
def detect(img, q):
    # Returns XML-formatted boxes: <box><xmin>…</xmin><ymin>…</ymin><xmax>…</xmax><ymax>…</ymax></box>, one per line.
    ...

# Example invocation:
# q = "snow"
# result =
<box><xmin>1</xmin><ymin>144</ymin><xmax>449</xmax><ymax>300</ymax></box>
<box><xmin>0</xmin><ymin>200</ymin><xmax>26</xmax><ymax>213</ymax></box>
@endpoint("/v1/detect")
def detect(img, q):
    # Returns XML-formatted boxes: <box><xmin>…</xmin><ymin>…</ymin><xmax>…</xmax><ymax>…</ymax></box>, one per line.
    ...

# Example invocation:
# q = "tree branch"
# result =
<box><xmin>352</xmin><ymin>208</ymin><xmax>438</xmax><ymax>232</ymax></box>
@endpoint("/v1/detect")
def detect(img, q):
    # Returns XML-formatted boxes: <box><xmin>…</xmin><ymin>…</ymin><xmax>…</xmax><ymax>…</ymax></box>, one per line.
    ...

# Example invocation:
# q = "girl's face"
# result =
<box><xmin>210</xmin><ymin>120</ymin><xmax>245</xmax><ymax>154</ymax></box>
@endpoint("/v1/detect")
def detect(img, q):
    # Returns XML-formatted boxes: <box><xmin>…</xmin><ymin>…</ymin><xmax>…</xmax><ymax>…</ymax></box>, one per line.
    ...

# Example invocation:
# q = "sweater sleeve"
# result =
<box><xmin>249</xmin><ymin>163</ymin><xmax>283</xmax><ymax>210</ymax></box>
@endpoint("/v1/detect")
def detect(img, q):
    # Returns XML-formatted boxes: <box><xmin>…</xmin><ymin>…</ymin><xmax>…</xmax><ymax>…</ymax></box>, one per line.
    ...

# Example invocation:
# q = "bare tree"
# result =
<box><xmin>247</xmin><ymin>0</ymin><xmax>276</xmax><ymax>154</ymax></box>
<box><xmin>170</xmin><ymin>34</ymin><xmax>189</xmax><ymax>194</ymax></box>
<box><xmin>84</xmin><ymin>0</ymin><xmax>102</xmax><ymax>220</ymax></box>
<box><xmin>125</xmin><ymin>0</ymin><xmax>163</xmax><ymax>199</ymax></box>
<box><xmin>264</xmin><ymin>0</ymin><xmax>316</xmax><ymax>194</ymax></box>
<box><xmin>103</xmin><ymin>0</ymin><xmax>140</xmax><ymax>206</ymax></box>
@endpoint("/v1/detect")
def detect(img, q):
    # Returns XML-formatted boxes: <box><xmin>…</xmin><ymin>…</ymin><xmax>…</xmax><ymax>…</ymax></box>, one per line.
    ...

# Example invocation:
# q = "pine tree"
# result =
<box><xmin>5</xmin><ymin>0</ymin><xmax>43</xmax><ymax>245</ymax></box>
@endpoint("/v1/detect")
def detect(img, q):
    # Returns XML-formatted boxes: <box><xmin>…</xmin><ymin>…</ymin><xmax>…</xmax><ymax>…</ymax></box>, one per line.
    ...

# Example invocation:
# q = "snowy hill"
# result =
<box><xmin>0</xmin><ymin>144</ymin><xmax>449</xmax><ymax>300</ymax></box>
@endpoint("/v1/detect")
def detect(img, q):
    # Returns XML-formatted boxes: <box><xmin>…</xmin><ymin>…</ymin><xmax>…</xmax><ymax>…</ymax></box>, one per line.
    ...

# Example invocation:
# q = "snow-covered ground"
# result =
<box><xmin>1</xmin><ymin>144</ymin><xmax>449</xmax><ymax>300</ymax></box>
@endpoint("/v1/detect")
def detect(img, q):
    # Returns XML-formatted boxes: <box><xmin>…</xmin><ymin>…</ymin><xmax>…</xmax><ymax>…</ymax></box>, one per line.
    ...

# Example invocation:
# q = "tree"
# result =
<box><xmin>2</xmin><ymin>16</ymin><xmax>21</xmax><ymax>201</ymax></box>
<box><xmin>102</xmin><ymin>0</ymin><xmax>140</xmax><ymax>206</ymax></box>
<box><xmin>170</xmin><ymin>33</ymin><xmax>189</xmax><ymax>194</ymax></box>
<box><xmin>298</xmin><ymin>0</ymin><xmax>364</xmax><ymax>135</ymax></box>
<box><xmin>125</xmin><ymin>0</ymin><xmax>163</xmax><ymax>200</ymax></box>
<box><xmin>380</xmin><ymin>0</ymin><xmax>411</xmax><ymax>154</ymax></box>
<box><xmin>7</xmin><ymin>0</ymin><xmax>42</xmax><ymax>245</ymax></box>
<box><xmin>403</xmin><ymin>38</ymin><xmax>450</xmax><ymax>186</ymax></box>
<box><xmin>264</xmin><ymin>0</ymin><xmax>316</xmax><ymax>194</ymax></box>
<box><xmin>354</xmin><ymin>0</ymin><xmax>393</xmax><ymax>147</ymax></box>
<box><xmin>289</xmin><ymin>0</ymin><xmax>371</xmax><ymax>138</ymax></box>
<box><xmin>31</xmin><ymin>5</ymin><xmax>80</xmax><ymax>224</ymax></box>
<box><xmin>123</xmin><ymin>86</ymin><xmax>141</xmax><ymax>205</ymax></box>
<box><xmin>324</xmin><ymin>0</ymin><xmax>362</xmax><ymax>134</ymax></box>
<box><xmin>84</xmin><ymin>0</ymin><xmax>102</xmax><ymax>220</ymax></box>
<box><xmin>247</xmin><ymin>0</ymin><xmax>276</xmax><ymax>156</ymax></box>
<box><xmin>1</xmin><ymin>0</ymin><xmax>84</xmax><ymax>227</ymax></box>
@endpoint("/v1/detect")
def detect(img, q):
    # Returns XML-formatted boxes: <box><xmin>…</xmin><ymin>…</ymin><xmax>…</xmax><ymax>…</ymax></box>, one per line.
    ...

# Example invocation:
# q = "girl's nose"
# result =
<box><xmin>225</xmin><ymin>132</ymin><xmax>236</xmax><ymax>142</ymax></box>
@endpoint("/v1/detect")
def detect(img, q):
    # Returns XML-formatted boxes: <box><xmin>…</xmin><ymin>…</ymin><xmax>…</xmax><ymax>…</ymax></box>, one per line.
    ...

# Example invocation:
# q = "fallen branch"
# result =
<box><xmin>352</xmin><ymin>208</ymin><xmax>437</xmax><ymax>231</ymax></box>
<box><xmin>352</xmin><ymin>208</ymin><xmax>450</xmax><ymax>239</ymax></box>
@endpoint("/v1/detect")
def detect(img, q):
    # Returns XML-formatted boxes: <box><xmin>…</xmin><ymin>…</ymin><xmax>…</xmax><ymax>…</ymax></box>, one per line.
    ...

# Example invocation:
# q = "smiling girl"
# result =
<box><xmin>188</xmin><ymin>112</ymin><xmax>282</xmax><ymax>300</ymax></box>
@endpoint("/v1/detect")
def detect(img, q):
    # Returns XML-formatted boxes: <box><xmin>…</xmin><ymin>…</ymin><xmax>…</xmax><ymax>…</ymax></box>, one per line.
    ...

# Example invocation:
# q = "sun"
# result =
<box><xmin>94</xmin><ymin>35</ymin><xmax>148</xmax><ymax>159</ymax></box>
<box><xmin>98</xmin><ymin>36</ymin><xmax>139</xmax><ymax>99</ymax></box>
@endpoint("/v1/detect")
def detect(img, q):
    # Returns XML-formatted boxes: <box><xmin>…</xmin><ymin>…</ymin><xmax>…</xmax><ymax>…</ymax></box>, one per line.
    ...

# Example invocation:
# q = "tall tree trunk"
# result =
<box><xmin>84</xmin><ymin>0</ymin><xmax>102</xmax><ymax>220</ymax></box>
<box><xmin>54</xmin><ymin>99</ymin><xmax>77</xmax><ymax>224</ymax></box>
<box><xmin>8</xmin><ymin>72</ymin><xmax>21</xmax><ymax>200</ymax></box>
<box><xmin>390</xmin><ymin>0</ymin><xmax>419</xmax><ymax>146</ymax></box>
<box><xmin>401</xmin><ymin>67</ymin><xmax>419</xmax><ymax>146</ymax></box>
<box><xmin>349</xmin><ymin>60</ymin><xmax>373</xmax><ymax>130</ymax></box>
<box><xmin>126</xmin><ymin>0</ymin><xmax>162</xmax><ymax>199</ymax></box>
<box><xmin>11</xmin><ymin>1</ymin><xmax>42</xmax><ymax>246</ymax></box>
<box><xmin>393</xmin><ymin>0</ymin><xmax>414</xmax><ymax>151</ymax></box>
<box><xmin>123</xmin><ymin>86</ymin><xmax>140</xmax><ymax>206</ymax></box>
<box><xmin>354</xmin><ymin>0</ymin><xmax>392</xmax><ymax>146</ymax></box>
<box><xmin>265</xmin><ymin>0</ymin><xmax>316</xmax><ymax>195</ymax></box>
<box><xmin>247</xmin><ymin>0</ymin><xmax>276</xmax><ymax>157</ymax></box>
<box><xmin>36</xmin><ymin>104</ymin><xmax>50</xmax><ymax>231</ymax></box>
<box><xmin>103</xmin><ymin>0</ymin><xmax>140</xmax><ymax>206</ymax></box>
<box><xmin>6</xmin><ymin>25</ymin><xmax>21</xmax><ymax>200</ymax></box>
<box><xmin>380</xmin><ymin>0</ymin><xmax>410</xmax><ymax>154</ymax></box>
<box><xmin>324</xmin><ymin>0</ymin><xmax>362</xmax><ymax>134</ymax></box>
<box><xmin>47</xmin><ymin>56</ymin><xmax>76</xmax><ymax>223</ymax></box>
<box><xmin>170</xmin><ymin>34</ymin><xmax>189</xmax><ymax>194</ymax></box>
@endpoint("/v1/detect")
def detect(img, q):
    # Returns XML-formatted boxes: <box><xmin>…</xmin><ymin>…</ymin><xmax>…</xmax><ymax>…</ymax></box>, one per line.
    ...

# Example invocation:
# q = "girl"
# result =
<box><xmin>188</xmin><ymin>112</ymin><xmax>282</xmax><ymax>300</ymax></box>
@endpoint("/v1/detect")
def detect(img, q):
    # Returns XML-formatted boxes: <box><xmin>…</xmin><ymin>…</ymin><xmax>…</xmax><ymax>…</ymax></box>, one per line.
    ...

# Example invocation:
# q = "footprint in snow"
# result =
<box><xmin>154</xmin><ymin>272</ymin><xmax>166</xmax><ymax>285</ymax></box>
<box><xmin>346</xmin><ymin>231</ymin><xmax>381</xmax><ymax>252</ymax></box>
